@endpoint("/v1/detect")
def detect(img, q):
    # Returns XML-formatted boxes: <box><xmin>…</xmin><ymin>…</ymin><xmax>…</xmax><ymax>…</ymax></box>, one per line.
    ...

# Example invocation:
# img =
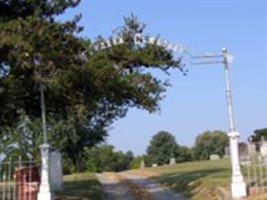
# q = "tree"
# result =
<box><xmin>84</xmin><ymin>145</ymin><xmax>133</xmax><ymax>172</ymax></box>
<box><xmin>146</xmin><ymin>131</ymin><xmax>178</xmax><ymax>165</ymax></box>
<box><xmin>176</xmin><ymin>145</ymin><xmax>193</xmax><ymax>162</ymax></box>
<box><xmin>250</xmin><ymin>128</ymin><xmax>267</xmax><ymax>142</ymax></box>
<box><xmin>193</xmin><ymin>130</ymin><xmax>228</xmax><ymax>160</ymax></box>
<box><xmin>124</xmin><ymin>150</ymin><xmax>134</xmax><ymax>169</ymax></box>
<box><xmin>130</xmin><ymin>156</ymin><xmax>146</xmax><ymax>169</ymax></box>
<box><xmin>0</xmin><ymin>1</ymin><xmax>183</xmax><ymax>172</ymax></box>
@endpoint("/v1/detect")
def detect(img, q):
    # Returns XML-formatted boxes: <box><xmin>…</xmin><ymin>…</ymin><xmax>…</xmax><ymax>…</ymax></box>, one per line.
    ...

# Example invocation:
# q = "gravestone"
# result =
<box><xmin>260</xmin><ymin>139</ymin><xmax>267</xmax><ymax>157</ymax></box>
<box><xmin>169</xmin><ymin>158</ymin><xmax>176</xmax><ymax>165</ymax></box>
<box><xmin>209</xmin><ymin>154</ymin><xmax>220</xmax><ymax>160</ymax></box>
<box><xmin>140</xmin><ymin>160</ymin><xmax>145</xmax><ymax>170</ymax></box>
<box><xmin>49</xmin><ymin>151</ymin><xmax>63</xmax><ymax>191</ymax></box>
<box><xmin>152</xmin><ymin>163</ymin><xmax>158</xmax><ymax>168</ymax></box>
<box><xmin>248</xmin><ymin>143</ymin><xmax>257</xmax><ymax>155</ymax></box>
<box><xmin>224</xmin><ymin>146</ymin><xmax>230</xmax><ymax>158</ymax></box>
<box><xmin>259</xmin><ymin>139</ymin><xmax>267</xmax><ymax>165</ymax></box>
<box><xmin>239</xmin><ymin>142</ymin><xmax>248</xmax><ymax>159</ymax></box>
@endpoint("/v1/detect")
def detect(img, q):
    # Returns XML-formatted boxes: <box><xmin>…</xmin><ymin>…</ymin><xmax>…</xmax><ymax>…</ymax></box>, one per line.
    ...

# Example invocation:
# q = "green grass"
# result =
<box><xmin>145</xmin><ymin>159</ymin><xmax>232</xmax><ymax>200</ymax></box>
<box><xmin>55</xmin><ymin>173</ymin><xmax>103</xmax><ymax>200</ymax></box>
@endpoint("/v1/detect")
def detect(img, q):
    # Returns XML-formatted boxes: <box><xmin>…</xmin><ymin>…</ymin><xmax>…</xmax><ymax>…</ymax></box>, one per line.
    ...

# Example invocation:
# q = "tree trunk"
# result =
<box><xmin>75</xmin><ymin>153</ymin><xmax>83</xmax><ymax>173</ymax></box>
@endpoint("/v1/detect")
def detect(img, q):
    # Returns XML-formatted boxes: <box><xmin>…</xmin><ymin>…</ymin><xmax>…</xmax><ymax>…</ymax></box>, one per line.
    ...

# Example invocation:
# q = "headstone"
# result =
<box><xmin>238</xmin><ymin>142</ymin><xmax>248</xmax><ymax>158</ymax></box>
<box><xmin>152</xmin><ymin>163</ymin><xmax>158</xmax><ymax>168</ymax></box>
<box><xmin>169</xmin><ymin>158</ymin><xmax>176</xmax><ymax>165</ymax></box>
<box><xmin>260</xmin><ymin>139</ymin><xmax>267</xmax><ymax>157</ymax></box>
<box><xmin>209</xmin><ymin>154</ymin><xmax>220</xmax><ymax>160</ymax></box>
<box><xmin>248</xmin><ymin>143</ymin><xmax>257</xmax><ymax>156</ymax></box>
<box><xmin>140</xmin><ymin>160</ymin><xmax>145</xmax><ymax>170</ymax></box>
<box><xmin>49</xmin><ymin>151</ymin><xmax>63</xmax><ymax>191</ymax></box>
<box><xmin>224</xmin><ymin>146</ymin><xmax>230</xmax><ymax>157</ymax></box>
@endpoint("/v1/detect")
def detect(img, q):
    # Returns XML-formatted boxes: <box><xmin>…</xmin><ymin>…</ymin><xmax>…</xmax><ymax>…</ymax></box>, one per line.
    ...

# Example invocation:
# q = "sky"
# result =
<box><xmin>59</xmin><ymin>0</ymin><xmax>267</xmax><ymax>155</ymax></box>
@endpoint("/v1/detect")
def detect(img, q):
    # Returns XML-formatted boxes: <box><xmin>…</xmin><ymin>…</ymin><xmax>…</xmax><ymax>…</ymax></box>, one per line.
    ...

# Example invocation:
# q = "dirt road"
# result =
<box><xmin>97</xmin><ymin>171</ymin><xmax>187</xmax><ymax>200</ymax></box>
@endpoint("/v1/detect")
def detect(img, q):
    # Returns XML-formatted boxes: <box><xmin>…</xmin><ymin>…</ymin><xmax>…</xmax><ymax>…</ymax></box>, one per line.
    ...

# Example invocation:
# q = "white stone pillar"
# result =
<box><xmin>228</xmin><ymin>131</ymin><xmax>247</xmax><ymax>198</ymax></box>
<box><xmin>38</xmin><ymin>143</ymin><xmax>52</xmax><ymax>200</ymax></box>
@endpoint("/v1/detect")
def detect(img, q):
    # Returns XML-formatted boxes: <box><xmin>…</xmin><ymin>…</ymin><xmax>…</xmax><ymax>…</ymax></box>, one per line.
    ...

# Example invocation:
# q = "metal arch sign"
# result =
<box><xmin>92</xmin><ymin>33</ymin><xmax>233</xmax><ymax>64</ymax></box>
<box><xmin>93</xmin><ymin>34</ymin><xmax>186</xmax><ymax>54</ymax></box>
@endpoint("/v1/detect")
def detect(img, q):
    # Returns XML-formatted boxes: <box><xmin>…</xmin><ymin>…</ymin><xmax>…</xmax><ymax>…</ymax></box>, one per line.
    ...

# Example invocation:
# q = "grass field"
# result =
<box><xmin>135</xmin><ymin>159</ymin><xmax>232</xmax><ymax>200</ymax></box>
<box><xmin>55</xmin><ymin>173</ymin><xmax>103</xmax><ymax>200</ymax></box>
<box><xmin>54</xmin><ymin>159</ymin><xmax>267</xmax><ymax>200</ymax></box>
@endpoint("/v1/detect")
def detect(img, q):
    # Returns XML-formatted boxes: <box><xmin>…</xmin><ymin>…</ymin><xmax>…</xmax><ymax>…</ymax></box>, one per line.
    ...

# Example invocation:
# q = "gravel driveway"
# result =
<box><xmin>97</xmin><ymin>172</ymin><xmax>187</xmax><ymax>200</ymax></box>
<box><xmin>96</xmin><ymin>173</ymin><xmax>135</xmax><ymax>200</ymax></box>
<box><xmin>120</xmin><ymin>172</ymin><xmax>187</xmax><ymax>200</ymax></box>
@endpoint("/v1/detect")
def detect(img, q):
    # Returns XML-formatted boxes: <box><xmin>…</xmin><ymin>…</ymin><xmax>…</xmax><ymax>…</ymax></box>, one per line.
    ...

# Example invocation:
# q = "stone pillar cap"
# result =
<box><xmin>228</xmin><ymin>131</ymin><xmax>240</xmax><ymax>137</ymax></box>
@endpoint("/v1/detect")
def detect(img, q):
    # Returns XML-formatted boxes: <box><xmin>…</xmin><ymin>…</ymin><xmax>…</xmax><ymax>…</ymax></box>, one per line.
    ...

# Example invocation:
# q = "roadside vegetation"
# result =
<box><xmin>55</xmin><ymin>173</ymin><xmax>103</xmax><ymax>200</ymax></box>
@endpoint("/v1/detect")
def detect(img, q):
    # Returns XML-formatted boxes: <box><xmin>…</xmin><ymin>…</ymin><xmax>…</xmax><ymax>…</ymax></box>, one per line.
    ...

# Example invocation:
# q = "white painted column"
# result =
<box><xmin>38</xmin><ymin>143</ymin><xmax>52</xmax><ymax>200</ymax></box>
<box><xmin>222</xmin><ymin>48</ymin><xmax>246</xmax><ymax>198</ymax></box>
<box><xmin>228</xmin><ymin>131</ymin><xmax>247</xmax><ymax>198</ymax></box>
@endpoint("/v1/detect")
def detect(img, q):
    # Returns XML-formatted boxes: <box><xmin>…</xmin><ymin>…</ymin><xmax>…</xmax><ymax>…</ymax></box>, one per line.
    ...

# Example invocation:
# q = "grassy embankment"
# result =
<box><xmin>133</xmin><ymin>158</ymin><xmax>267</xmax><ymax>200</ymax></box>
<box><xmin>54</xmin><ymin>159</ymin><xmax>267</xmax><ymax>200</ymax></box>
<box><xmin>131</xmin><ymin>159</ymin><xmax>232</xmax><ymax>200</ymax></box>
<box><xmin>55</xmin><ymin>173</ymin><xmax>103</xmax><ymax>200</ymax></box>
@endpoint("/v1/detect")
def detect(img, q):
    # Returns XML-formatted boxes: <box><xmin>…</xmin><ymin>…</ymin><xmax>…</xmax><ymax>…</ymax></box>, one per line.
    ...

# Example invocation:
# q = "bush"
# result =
<box><xmin>62</xmin><ymin>156</ymin><xmax>76</xmax><ymax>175</ymax></box>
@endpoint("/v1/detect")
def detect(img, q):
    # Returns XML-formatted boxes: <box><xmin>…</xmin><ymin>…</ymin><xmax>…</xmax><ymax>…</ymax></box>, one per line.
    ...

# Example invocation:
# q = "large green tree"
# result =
<box><xmin>193</xmin><ymin>130</ymin><xmax>228</xmax><ymax>160</ymax></box>
<box><xmin>0</xmin><ymin>1</ymin><xmax>183</xmax><ymax>171</ymax></box>
<box><xmin>84</xmin><ymin>145</ymin><xmax>134</xmax><ymax>172</ymax></box>
<box><xmin>146</xmin><ymin>131</ymin><xmax>179</xmax><ymax>165</ymax></box>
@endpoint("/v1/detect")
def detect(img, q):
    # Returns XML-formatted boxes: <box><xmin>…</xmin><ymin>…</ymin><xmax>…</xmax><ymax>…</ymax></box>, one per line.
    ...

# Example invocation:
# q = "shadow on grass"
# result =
<box><xmin>153</xmin><ymin>168</ymin><xmax>230</xmax><ymax>199</ymax></box>
<box><xmin>55</xmin><ymin>179</ymin><xmax>103</xmax><ymax>200</ymax></box>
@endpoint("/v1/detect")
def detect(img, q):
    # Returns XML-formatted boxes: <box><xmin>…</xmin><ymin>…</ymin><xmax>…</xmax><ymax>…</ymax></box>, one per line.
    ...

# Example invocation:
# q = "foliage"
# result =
<box><xmin>123</xmin><ymin>150</ymin><xmax>135</xmax><ymax>170</ymax></box>
<box><xmin>146</xmin><ymin>131</ymin><xmax>179</xmax><ymax>165</ymax></box>
<box><xmin>55</xmin><ymin>173</ymin><xmax>103</xmax><ymax>200</ymax></box>
<box><xmin>0</xmin><ymin>0</ymin><xmax>81</xmax><ymax>22</ymax></box>
<box><xmin>130</xmin><ymin>155</ymin><xmax>146</xmax><ymax>169</ymax></box>
<box><xmin>193</xmin><ymin>130</ymin><xmax>228</xmax><ymax>160</ymax></box>
<box><xmin>62</xmin><ymin>156</ymin><xmax>76</xmax><ymax>175</ymax></box>
<box><xmin>7</xmin><ymin>111</ymin><xmax>43</xmax><ymax>160</ymax></box>
<box><xmin>176</xmin><ymin>145</ymin><xmax>193</xmax><ymax>163</ymax></box>
<box><xmin>84</xmin><ymin>145</ymin><xmax>134</xmax><ymax>172</ymax></box>
<box><xmin>250</xmin><ymin>128</ymin><xmax>267</xmax><ymax>142</ymax></box>
<box><xmin>0</xmin><ymin>1</ymin><xmax>183</xmax><ymax>172</ymax></box>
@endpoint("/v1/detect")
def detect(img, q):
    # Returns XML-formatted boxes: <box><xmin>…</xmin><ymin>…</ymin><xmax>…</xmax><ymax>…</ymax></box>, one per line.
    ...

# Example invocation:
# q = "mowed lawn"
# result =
<box><xmin>141</xmin><ymin>159</ymin><xmax>232</xmax><ymax>200</ymax></box>
<box><xmin>55</xmin><ymin>173</ymin><xmax>103</xmax><ymax>200</ymax></box>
